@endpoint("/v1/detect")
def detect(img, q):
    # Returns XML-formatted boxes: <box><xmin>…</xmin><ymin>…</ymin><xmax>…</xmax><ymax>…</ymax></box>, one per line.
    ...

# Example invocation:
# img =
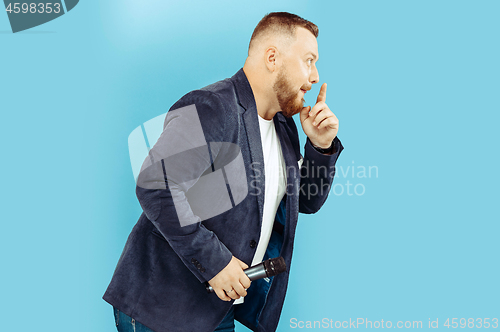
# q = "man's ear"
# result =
<box><xmin>264</xmin><ymin>47</ymin><xmax>280</xmax><ymax>73</ymax></box>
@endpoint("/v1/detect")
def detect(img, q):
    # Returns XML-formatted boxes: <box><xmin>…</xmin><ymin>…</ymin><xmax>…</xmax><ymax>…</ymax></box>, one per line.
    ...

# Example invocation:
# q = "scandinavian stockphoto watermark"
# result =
<box><xmin>4</xmin><ymin>0</ymin><xmax>79</xmax><ymax>33</ymax></box>
<box><xmin>248</xmin><ymin>160</ymin><xmax>378</xmax><ymax>200</ymax></box>
<box><xmin>245</xmin><ymin>160</ymin><xmax>378</xmax><ymax>201</ymax></box>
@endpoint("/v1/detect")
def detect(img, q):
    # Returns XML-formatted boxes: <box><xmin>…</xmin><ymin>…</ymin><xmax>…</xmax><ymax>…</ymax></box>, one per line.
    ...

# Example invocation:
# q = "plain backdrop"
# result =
<box><xmin>1</xmin><ymin>0</ymin><xmax>498</xmax><ymax>331</ymax></box>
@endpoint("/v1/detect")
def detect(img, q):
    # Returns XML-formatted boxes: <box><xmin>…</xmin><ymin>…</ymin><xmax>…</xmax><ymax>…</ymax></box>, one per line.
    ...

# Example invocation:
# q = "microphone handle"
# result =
<box><xmin>243</xmin><ymin>262</ymin><xmax>268</xmax><ymax>281</ymax></box>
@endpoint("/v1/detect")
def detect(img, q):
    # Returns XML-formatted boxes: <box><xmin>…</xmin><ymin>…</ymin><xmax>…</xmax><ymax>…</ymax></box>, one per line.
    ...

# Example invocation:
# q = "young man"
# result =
<box><xmin>104</xmin><ymin>12</ymin><xmax>344</xmax><ymax>332</ymax></box>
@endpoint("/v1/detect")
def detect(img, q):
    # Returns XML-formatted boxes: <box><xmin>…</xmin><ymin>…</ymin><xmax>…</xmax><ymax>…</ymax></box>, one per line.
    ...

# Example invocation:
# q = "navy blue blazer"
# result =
<box><xmin>103</xmin><ymin>68</ymin><xmax>344</xmax><ymax>332</ymax></box>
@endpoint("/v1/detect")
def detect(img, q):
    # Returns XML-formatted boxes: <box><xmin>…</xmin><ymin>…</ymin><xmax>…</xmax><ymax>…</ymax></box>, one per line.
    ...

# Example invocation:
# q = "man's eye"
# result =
<box><xmin>307</xmin><ymin>59</ymin><xmax>313</xmax><ymax>65</ymax></box>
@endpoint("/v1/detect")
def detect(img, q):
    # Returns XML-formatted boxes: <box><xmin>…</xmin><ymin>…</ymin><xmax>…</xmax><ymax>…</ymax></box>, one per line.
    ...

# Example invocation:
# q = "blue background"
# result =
<box><xmin>1</xmin><ymin>0</ymin><xmax>498</xmax><ymax>331</ymax></box>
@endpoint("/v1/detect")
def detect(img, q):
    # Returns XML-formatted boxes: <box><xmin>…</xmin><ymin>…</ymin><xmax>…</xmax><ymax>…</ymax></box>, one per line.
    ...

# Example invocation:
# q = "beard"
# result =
<box><xmin>272</xmin><ymin>68</ymin><xmax>305</xmax><ymax>118</ymax></box>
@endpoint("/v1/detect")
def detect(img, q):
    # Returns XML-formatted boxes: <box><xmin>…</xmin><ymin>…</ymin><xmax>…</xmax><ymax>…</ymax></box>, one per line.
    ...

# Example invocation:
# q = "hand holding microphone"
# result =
<box><xmin>206</xmin><ymin>257</ymin><xmax>286</xmax><ymax>301</ymax></box>
<box><xmin>207</xmin><ymin>256</ymin><xmax>250</xmax><ymax>301</ymax></box>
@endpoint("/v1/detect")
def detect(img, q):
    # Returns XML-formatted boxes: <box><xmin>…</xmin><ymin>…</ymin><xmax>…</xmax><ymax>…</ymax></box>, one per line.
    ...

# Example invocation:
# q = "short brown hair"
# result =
<box><xmin>249</xmin><ymin>12</ymin><xmax>319</xmax><ymax>51</ymax></box>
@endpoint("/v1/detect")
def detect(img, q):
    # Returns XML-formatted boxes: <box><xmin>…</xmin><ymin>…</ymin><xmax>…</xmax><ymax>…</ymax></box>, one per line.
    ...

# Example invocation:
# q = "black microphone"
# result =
<box><xmin>205</xmin><ymin>257</ymin><xmax>286</xmax><ymax>293</ymax></box>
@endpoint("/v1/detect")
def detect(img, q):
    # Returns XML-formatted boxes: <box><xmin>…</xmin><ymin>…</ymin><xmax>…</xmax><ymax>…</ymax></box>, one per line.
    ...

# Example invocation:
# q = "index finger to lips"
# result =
<box><xmin>316</xmin><ymin>83</ymin><xmax>327</xmax><ymax>104</ymax></box>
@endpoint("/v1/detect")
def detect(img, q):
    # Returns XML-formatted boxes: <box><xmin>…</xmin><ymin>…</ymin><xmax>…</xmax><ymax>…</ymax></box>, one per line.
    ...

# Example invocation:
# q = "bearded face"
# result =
<box><xmin>272</xmin><ymin>67</ymin><xmax>306</xmax><ymax>118</ymax></box>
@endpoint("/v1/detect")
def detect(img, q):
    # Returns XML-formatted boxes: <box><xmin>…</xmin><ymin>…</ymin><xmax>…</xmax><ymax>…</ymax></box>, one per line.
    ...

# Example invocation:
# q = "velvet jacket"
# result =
<box><xmin>103</xmin><ymin>68</ymin><xmax>344</xmax><ymax>332</ymax></box>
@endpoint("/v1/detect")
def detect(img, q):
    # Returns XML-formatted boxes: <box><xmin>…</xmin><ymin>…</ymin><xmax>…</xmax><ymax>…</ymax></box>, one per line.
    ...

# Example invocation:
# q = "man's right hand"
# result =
<box><xmin>208</xmin><ymin>256</ymin><xmax>251</xmax><ymax>301</ymax></box>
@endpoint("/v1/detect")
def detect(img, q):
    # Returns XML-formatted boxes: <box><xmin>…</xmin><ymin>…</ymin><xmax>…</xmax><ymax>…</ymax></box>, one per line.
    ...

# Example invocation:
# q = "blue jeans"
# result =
<box><xmin>113</xmin><ymin>306</ymin><xmax>235</xmax><ymax>332</ymax></box>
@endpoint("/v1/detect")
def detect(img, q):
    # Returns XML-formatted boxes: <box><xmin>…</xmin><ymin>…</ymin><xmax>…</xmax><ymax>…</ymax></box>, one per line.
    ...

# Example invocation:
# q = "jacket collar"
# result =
<box><xmin>231</xmin><ymin>68</ymin><xmax>256</xmax><ymax>112</ymax></box>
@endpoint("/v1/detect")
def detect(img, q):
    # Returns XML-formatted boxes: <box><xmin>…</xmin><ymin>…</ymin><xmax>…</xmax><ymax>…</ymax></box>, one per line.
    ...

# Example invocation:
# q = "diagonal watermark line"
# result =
<box><xmin>140</xmin><ymin>124</ymin><xmax>151</xmax><ymax>150</ymax></box>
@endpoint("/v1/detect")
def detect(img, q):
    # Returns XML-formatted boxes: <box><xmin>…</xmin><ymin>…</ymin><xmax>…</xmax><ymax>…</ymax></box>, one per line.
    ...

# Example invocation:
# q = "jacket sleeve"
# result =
<box><xmin>135</xmin><ymin>90</ymin><xmax>233</xmax><ymax>283</ymax></box>
<box><xmin>298</xmin><ymin>136</ymin><xmax>344</xmax><ymax>214</ymax></box>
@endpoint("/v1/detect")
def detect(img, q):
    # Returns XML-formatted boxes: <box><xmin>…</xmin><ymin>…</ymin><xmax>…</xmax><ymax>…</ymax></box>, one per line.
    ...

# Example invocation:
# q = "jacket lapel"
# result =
<box><xmin>242</xmin><ymin>106</ymin><xmax>265</xmax><ymax>225</ymax></box>
<box><xmin>232</xmin><ymin>69</ymin><xmax>265</xmax><ymax>226</ymax></box>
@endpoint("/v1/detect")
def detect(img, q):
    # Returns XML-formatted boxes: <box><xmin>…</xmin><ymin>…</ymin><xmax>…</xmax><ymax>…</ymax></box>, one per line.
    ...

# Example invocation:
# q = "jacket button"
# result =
<box><xmin>191</xmin><ymin>258</ymin><xmax>197</xmax><ymax>264</ymax></box>
<box><xmin>249</xmin><ymin>240</ymin><xmax>257</xmax><ymax>248</ymax></box>
<box><xmin>200</xmin><ymin>267</ymin><xmax>206</xmax><ymax>273</ymax></box>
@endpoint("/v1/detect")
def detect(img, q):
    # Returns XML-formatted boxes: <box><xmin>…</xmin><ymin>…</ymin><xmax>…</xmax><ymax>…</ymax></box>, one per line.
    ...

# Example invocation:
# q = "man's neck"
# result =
<box><xmin>243</xmin><ymin>66</ymin><xmax>280</xmax><ymax>121</ymax></box>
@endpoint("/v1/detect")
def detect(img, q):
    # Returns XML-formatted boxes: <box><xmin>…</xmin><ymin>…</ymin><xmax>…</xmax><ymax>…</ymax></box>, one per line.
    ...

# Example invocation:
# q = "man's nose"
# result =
<box><xmin>309</xmin><ymin>65</ymin><xmax>319</xmax><ymax>84</ymax></box>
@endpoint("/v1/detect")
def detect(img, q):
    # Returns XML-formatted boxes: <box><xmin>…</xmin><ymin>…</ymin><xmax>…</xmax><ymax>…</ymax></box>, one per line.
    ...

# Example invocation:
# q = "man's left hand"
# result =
<box><xmin>299</xmin><ymin>83</ymin><xmax>339</xmax><ymax>148</ymax></box>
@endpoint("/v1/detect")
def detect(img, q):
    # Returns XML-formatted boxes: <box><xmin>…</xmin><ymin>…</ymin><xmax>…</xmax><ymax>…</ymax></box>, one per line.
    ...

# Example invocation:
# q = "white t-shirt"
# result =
<box><xmin>234</xmin><ymin>114</ymin><xmax>287</xmax><ymax>304</ymax></box>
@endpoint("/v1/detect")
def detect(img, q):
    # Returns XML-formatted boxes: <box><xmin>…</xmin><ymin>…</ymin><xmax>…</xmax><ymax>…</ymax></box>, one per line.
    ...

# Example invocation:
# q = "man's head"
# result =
<box><xmin>244</xmin><ymin>12</ymin><xmax>320</xmax><ymax>118</ymax></box>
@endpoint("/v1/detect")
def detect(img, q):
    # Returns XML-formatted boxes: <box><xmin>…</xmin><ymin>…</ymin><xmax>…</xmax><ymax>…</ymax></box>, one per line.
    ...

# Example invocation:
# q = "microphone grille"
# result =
<box><xmin>263</xmin><ymin>257</ymin><xmax>287</xmax><ymax>277</ymax></box>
